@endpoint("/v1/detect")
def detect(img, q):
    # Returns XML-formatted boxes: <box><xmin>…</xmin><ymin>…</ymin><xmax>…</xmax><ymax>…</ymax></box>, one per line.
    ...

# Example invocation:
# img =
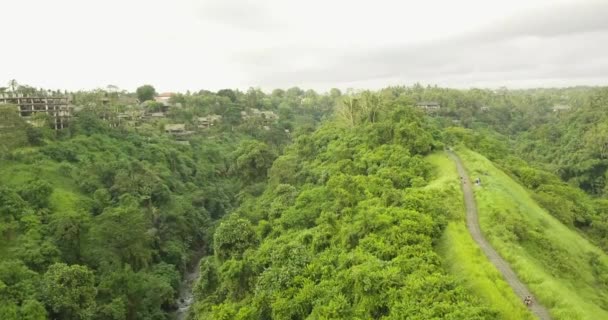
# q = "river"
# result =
<box><xmin>172</xmin><ymin>251</ymin><xmax>204</xmax><ymax>320</ymax></box>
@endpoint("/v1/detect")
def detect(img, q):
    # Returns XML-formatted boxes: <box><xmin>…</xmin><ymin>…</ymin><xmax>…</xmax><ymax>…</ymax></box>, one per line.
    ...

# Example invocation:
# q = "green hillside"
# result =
<box><xmin>457</xmin><ymin>148</ymin><xmax>608</xmax><ymax>319</ymax></box>
<box><xmin>428</xmin><ymin>153</ymin><xmax>534</xmax><ymax>320</ymax></box>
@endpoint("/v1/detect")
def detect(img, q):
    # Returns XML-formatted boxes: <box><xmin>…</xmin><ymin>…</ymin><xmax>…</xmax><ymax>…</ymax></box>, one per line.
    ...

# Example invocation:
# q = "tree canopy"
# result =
<box><xmin>136</xmin><ymin>85</ymin><xmax>156</xmax><ymax>102</ymax></box>
<box><xmin>3</xmin><ymin>82</ymin><xmax>608</xmax><ymax>319</ymax></box>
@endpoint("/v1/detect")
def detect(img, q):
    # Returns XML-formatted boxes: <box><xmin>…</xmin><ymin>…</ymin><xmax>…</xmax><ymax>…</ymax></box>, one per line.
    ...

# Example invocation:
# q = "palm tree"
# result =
<box><xmin>336</xmin><ymin>95</ymin><xmax>361</xmax><ymax>128</ymax></box>
<box><xmin>8</xmin><ymin>79</ymin><xmax>18</xmax><ymax>92</ymax></box>
<box><xmin>106</xmin><ymin>84</ymin><xmax>119</xmax><ymax>93</ymax></box>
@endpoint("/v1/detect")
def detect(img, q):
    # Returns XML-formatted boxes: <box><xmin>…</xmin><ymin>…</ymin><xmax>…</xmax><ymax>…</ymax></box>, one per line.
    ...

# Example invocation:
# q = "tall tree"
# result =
<box><xmin>231</xmin><ymin>140</ymin><xmax>277</xmax><ymax>184</ymax></box>
<box><xmin>41</xmin><ymin>263</ymin><xmax>97</xmax><ymax>320</ymax></box>
<box><xmin>336</xmin><ymin>95</ymin><xmax>361</xmax><ymax>127</ymax></box>
<box><xmin>217</xmin><ymin>89</ymin><xmax>237</xmax><ymax>103</ymax></box>
<box><xmin>8</xmin><ymin>79</ymin><xmax>18</xmax><ymax>92</ymax></box>
<box><xmin>135</xmin><ymin>85</ymin><xmax>156</xmax><ymax>102</ymax></box>
<box><xmin>90</xmin><ymin>199</ymin><xmax>153</xmax><ymax>270</ymax></box>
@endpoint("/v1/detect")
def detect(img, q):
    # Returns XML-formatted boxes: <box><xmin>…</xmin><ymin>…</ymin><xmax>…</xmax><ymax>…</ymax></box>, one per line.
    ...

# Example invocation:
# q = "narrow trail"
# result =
<box><xmin>448</xmin><ymin>151</ymin><xmax>552</xmax><ymax>320</ymax></box>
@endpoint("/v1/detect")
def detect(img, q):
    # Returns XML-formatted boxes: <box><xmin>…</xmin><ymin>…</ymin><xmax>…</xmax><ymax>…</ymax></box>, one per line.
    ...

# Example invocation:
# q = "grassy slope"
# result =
<box><xmin>458</xmin><ymin>148</ymin><xmax>608</xmax><ymax>320</ymax></box>
<box><xmin>0</xmin><ymin>159</ymin><xmax>85</xmax><ymax>257</ymax></box>
<box><xmin>427</xmin><ymin>153</ymin><xmax>534</xmax><ymax>320</ymax></box>
<box><xmin>0</xmin><ymin>159</ymin><xmax>83</xmax><ymax>210</ymax></box>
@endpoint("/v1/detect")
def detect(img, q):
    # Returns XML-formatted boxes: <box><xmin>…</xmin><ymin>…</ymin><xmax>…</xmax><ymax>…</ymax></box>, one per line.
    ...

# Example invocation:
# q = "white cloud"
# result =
<box><xmin>0</xmin><ymin>0</ymin><xmax>605</xmax><ymax>92</ymax></box>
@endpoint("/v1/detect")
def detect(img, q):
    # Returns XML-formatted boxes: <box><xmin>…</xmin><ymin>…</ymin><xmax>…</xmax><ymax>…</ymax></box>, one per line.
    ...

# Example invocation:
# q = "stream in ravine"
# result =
<box><xmin>172</xmin><ymin>251</ymin><xmax>204</xmax><ymax>320</ymax></box>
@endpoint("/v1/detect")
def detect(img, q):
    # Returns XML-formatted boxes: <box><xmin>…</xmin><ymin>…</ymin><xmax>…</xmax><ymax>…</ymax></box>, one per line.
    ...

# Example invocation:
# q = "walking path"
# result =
<box><xmin>448</xmin><ymin>151</ymin><xmax>551</xmax><ymax>320</ymax></box>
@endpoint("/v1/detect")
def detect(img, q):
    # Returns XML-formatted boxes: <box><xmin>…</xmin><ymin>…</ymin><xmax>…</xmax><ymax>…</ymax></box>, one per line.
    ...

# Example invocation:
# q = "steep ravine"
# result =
<box><xmin>172</xmin><ymin>251</ymin><xmax>205</xmax><ymax>320</ymax></box>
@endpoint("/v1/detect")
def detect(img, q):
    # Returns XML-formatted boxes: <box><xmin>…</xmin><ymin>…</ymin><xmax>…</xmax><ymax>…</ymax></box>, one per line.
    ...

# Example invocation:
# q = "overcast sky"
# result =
<box><xmin>1</xmin><ymin>0</ymin><xmax>607</xmax><ymax>93</ymax></box>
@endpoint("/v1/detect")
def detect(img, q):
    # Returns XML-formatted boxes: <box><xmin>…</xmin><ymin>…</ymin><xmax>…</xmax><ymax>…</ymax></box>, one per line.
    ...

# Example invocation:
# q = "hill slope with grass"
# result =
<box><xmin>428</xmin><ymin>153</ymin><xmax>535</xmax><ymax>320</ymax></box>
<box><xmin>190</xmin><ymin>90</ymin><xmax>608</xmax><ymax>319</ymax></box>
<box><xmin>455</xmin><ymin>148</ymin><xmax>608</xmax><ymax>320</ymax></box>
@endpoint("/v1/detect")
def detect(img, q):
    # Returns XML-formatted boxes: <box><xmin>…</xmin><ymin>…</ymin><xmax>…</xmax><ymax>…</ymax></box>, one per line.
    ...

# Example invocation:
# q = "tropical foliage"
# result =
<box><xmin>4</xmin><ymin>82</ymin><xmax>608</xmax><ymax>319</ymax></box>
<box><xmin>191</xmin><ymin>97</ymin><xmax>498</xmax><ymax>319</ymax></box>
<box><xmin>0</xmin><ymin>84</ymin><xmax>334</xmax><ymax>319</ymax></box>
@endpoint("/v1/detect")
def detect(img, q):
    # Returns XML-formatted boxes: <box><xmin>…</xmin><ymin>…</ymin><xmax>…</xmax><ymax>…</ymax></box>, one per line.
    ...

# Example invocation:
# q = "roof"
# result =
<box><xmin>157</xmin><ymin>92</ymin><xmax>175</xmax><ymax>98</ymax></box>
<box><xmin>553</xmin><ymin>104</ymin><xmax>571</xmax><ymax>110</ymax></box>
<box><xmin>261</xmin><ymin>111</ymin><xmax>278</xmax><ymax>119</ymax></box>
<box><xmin>165</xmin><ymin>124</ymin><xmax>186</xmax><ymax>131</ymax></box>
<box><xmin>416</xmin><ymin>101</ymin><xmax>440</xmax><ymax>106</ymax></box>
<box><xmin>198</xmin><ymin>114</ymin><xmax>222</xmax><ymax>121</ymax></box>
<box><xmin>0</xmin><ymin>95</ymin><xmax>69</xmax><ymax>100</ymax></box>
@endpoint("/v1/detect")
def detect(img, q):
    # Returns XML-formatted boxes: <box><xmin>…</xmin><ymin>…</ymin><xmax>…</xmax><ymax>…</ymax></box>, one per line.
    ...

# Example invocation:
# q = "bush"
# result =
<box><xmin>18</xmin><ymin>179</ymin><xmax>53</xmax><ymax>209</ymax></box>
<box><xmin>213</xmin><ymin>218</ymin><xmax>257</xmax><ymax>261</ymax></box>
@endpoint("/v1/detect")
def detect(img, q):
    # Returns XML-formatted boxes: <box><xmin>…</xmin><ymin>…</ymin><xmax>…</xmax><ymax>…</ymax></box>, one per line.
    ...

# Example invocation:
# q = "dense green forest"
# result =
<box><xmin>3</xmin><ymin>83</ymin><xmax>608</xmax><ymax>319</ymax></box>
<box><xmin>191</xmin><ymin>98</ymin><xmax>498</xmax><ymax>319</ymax></box>
<box><xmin>0</xmin><ymin>85</ymin><xmax>334</xmax><ymax>319</ymax></box>
<box><xmin>188</xmin><ymin>86</ymin><xmax>608</xmax><ymax>319</ymax></box>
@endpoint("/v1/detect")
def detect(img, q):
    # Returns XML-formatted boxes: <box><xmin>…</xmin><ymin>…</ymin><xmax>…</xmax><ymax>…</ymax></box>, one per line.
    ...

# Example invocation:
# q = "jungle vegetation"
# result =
<box><xmin>0</xmin><ymin>85</ymin><xmax>335</xmax><ymax>320</ymax></box>
<box><xmin>2</xmin><ymin>83</ymin><xmax>608</xmax><ymax>319</ymax></box>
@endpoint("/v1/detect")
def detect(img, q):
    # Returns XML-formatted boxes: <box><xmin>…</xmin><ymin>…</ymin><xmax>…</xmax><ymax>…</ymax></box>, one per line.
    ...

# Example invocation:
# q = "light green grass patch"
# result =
<box><xmin>424</xmin><ymin>153</ymin><xmax>460</xmax><ymax>191</ymax></box>
<box><xmin>424</xmin><ymin>153</ymin><xmax>465</xmax><ymax>220</ymax></box>
<box><xmin>0</xmin><ymin>159</ymin><xmax>86</xmax><ymax>214</ymax></box>
<box><xmin>0</xmin><ymin>160</ymin><xmax>79</xmax><ymax>192</ymax></box>
<box><xmin>0</xmin><ymin>158</ymin><xmax>87</xmax><ymax>259</ymax></box>
<box><xmin>440</xmin><ymin>224</ymin><xmax>534</xmax><ymax>320</ymax></box>
<box><xmin>458</xmin><ymin>147</ymin><xmax>608</xmax><ymax>320</ymax></box>
<box><xmin>49</xmin><ymin>189</ymin><xmax>83</xmax><ymax>212</ymax></box>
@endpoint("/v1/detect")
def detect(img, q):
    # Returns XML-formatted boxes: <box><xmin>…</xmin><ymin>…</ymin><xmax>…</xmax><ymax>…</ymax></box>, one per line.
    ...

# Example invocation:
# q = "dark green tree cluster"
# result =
<box><xmin>166</xmin><ymin>87</ymin><xmax>339</xmax><ymax>148</ymax></box>
<box><xmin>513</xmin><ymin>89</ymin><xmax>608</xmax><ymax>194</ymax></box>
<box><xmin>136</xmin><ymin>85</ymin><xmax>157</xmax><ymax>103</ymax></box>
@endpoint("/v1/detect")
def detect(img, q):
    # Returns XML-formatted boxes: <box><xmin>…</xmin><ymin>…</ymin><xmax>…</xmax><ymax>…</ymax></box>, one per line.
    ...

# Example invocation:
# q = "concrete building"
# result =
<box><xmin>155</xmin><ymin>92</ymin><xmax>175</xmax><ymax>107</ymax></box>
<box><xmin>552</xmin><ymin>104</ymin><xmax>571</xmax><ymax>112</ymax></box>
<box><xmin>165</xmin><ymin>123</ymin><xmax>194</xmax><ymax>139</ymax></box>
<box><xmin>260</xmin><ymin>111</ymin><xmax>279</xmax><ymax>122</ymax></box>
<box><xmin>0</xmin><ymin>93</ymin><xmax>71</xmax><ymax>129</ymax></box>
<box><xmin>142</xmin><ymin>112</ymin><xmax>166</xmax><ymax>121</ymax></box>
<box><xmin>165</xmin><ymin>123</ymin><xmax>186</xmax><ymax>133</ymax></box>
<box><xmin>198</xmin><ymin>114</ymin><xmax>222</xmax><ymax>128</ymax></box>
<box><xmin>117</xmin><ymin>110</ymin><xmax>144</xmax><ymax>127</ymax></box>
<box><xmin>240</xmin><ymin>108</ymin><xmax>280</xmax><ymax>126</ymax></box>
<box><xmin>416</xmin><ymin>101</ymin><xmax>440</xmax><ymax>111</ymax></box>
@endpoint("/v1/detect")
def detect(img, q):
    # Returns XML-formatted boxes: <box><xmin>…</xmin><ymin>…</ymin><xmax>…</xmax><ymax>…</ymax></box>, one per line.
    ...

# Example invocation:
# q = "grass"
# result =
<box><xmin>457</xmin><ymin>147</ymin><xmax>608</xmax><ymax>320</ymax></box>
<box><xmin>427</xmin><ymin>153</ymin><xmax>534</xmax><ymax>320</ymax></box>
<box><xmin>0</xmin><ymin>159</ymin><xmax>78</xmax><ymax>191</ymax></box>
<box><xmin>0</xmin><ymin>158</ymin><xmax>86</xmax><ymax>257</ymax></box>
